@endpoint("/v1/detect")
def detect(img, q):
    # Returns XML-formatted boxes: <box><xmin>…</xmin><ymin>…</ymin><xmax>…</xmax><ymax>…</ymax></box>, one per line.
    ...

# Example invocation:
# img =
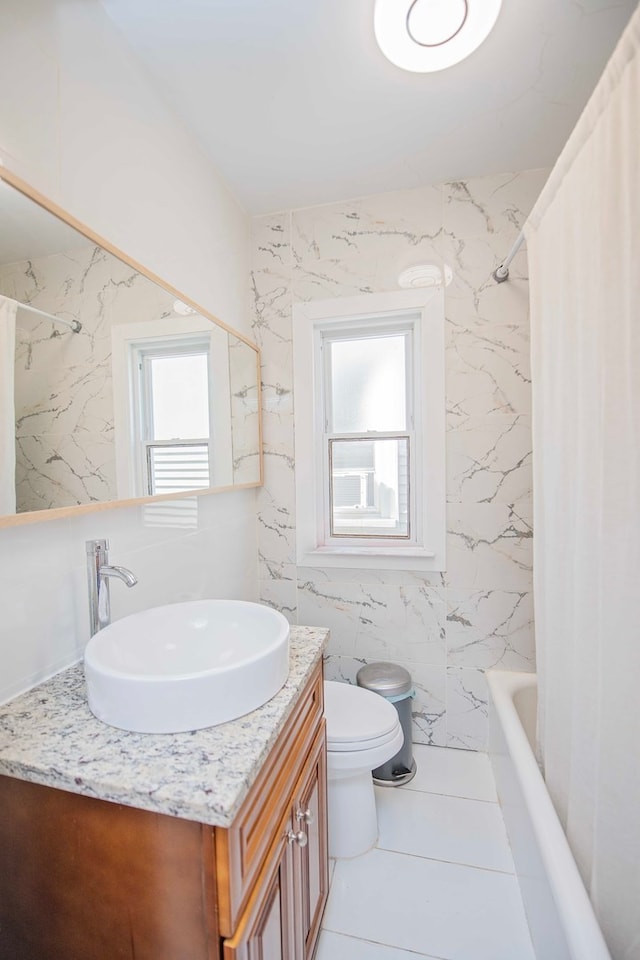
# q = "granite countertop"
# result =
<box><xmin>0</xmin><ymin>625</ymin><xmax>328</xmax><ymax>828</ymax></box>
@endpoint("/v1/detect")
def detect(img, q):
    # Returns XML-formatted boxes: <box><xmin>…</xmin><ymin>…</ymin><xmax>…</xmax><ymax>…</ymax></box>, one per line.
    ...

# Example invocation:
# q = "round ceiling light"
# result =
<box><xmin>374</xmin><ymin>0</ymin><xmax>503</xmax><ymax>73</ymax></box>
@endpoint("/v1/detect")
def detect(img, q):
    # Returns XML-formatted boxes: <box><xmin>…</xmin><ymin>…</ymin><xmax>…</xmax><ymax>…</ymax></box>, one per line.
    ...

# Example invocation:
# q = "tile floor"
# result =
<box><xmin>316</xmin><ymin>744</ymin><xmax>535</xmax><ymax>960</ymax></box>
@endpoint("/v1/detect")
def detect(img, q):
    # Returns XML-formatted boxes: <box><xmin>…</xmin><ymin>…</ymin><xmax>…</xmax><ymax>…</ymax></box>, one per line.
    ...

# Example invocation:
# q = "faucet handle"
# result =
<box><xmin>86</xmin><ymin>538</ymin><xmax>109</xmax><ymax>557</ymax></box>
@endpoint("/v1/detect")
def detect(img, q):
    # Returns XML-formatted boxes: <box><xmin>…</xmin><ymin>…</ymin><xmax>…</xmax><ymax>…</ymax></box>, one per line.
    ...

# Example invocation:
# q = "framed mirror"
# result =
<box><xmin>0</xmin><ymin>170</ymin><xmax>261</xmax><ymax>526</ymax></box>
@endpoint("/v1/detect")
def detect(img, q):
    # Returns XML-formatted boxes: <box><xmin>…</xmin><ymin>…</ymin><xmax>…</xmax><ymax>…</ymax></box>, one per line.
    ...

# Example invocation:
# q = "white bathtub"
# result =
<box><xmin>487</xmin><ymin>671</ymin><xmax>611</xmax><ymax>960</ymax></box>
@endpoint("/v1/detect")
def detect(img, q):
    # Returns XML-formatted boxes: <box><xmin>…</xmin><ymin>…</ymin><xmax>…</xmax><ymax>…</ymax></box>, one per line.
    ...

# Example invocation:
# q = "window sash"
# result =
<box><xmin>322</xmin><ymin>323</ymin><xmax>413</xmax><ymax>435</ymax></box>
<box><xmin>145</xmin><ymin>440</ymin><xmax>210</xmax><ymax>495</ymax></box>
<box><xmin>138</xmin><ymin>339</ymin><xmax>211</xmax><ymax>443</ymax></box>
<box><xmin>328</xmin><ymin>434</ymin><xmax>411</xmax><ymax>539</ymax></box>
<box><xmin>319</xmin><ymin>318</ymin><xmax>418</xmax><ymax>547</ymax></box>
<box><xmin>132</xmin><ymin>334</ymin><xmax>213</xmax><ymax>497</ymax></box>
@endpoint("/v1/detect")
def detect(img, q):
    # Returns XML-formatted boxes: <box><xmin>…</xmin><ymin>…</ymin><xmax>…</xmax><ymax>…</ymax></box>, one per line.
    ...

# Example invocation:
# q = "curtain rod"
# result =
<box><xmin>492</xmin><ymin>229</ymin><xmax>525</xmax><ymax>283</ymax></box>
<box><xmin>12</xmin><ymin>298</ymin><xmax>82</xmax><ymax>333</ymax></box>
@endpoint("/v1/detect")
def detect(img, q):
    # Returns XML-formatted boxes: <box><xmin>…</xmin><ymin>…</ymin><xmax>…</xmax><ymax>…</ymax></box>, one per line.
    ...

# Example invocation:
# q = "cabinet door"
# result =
<box><xmin>0</xmin><ymin>776</ymin><xmax>218</xmax><ymax>960</ymax></box>
<box><xmin>215</xmin><ymin>663</ymin><xmax>324</xmax><ymax>939</ymax></box>
<box><xmin>292</xmin><ymin>726</ymin><xmax>329</xmax><ymax>960</ymax></box>
<box><xmin>223</xmin><ymin>817</ymin><xmax>296</xmax><ymax>960</ymax></box>
<box><xmin>223</xmin><ymin>723</ymin><xmax>329</xmax><ymax>960</ymax></box>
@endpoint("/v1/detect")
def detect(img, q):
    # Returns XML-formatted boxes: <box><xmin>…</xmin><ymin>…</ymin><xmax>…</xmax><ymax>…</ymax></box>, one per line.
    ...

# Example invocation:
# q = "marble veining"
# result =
<box><xmin>251</xmin><ymin>171</ymin><xmax>546</xmax><ymax>750</ymax></box>
<box><xmin>1</xmin><ymin>242</ymin><xmax>179</xmax><ymax>512</ymax></box>
<box><xmin>228</xmin><ymin>334</ymin><xmax>261</xmax><ymax>484</ymax></box>
<box><xmin>0</xmin><ymin>626</ymin><xmax>327</xmax><ymax>828</ymax></box>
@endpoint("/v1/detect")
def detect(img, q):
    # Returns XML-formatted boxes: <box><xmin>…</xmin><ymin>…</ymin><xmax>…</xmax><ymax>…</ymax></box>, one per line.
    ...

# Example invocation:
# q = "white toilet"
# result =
<box><xmin>324</xmin><ymin>680</ymin><xmax>404</xmax><ymax>858</ymax></box>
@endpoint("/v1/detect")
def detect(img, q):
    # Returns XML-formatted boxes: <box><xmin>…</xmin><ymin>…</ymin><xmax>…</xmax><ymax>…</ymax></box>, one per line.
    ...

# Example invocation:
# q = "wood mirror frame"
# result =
<box><xmin>0</xmin><ymin>168</ymin><xmax>262</xmax><ymax>529</ymax></box>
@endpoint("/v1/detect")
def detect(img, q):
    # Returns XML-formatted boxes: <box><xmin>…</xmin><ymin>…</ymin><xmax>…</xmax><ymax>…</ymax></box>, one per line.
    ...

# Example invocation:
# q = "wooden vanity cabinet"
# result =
<box><xmin>0</xmin><ymin>661</ymin><xmax>328</xmax><ymax>960</ymax></box>
<box><xmin>223</xmin><ymin>725</ymin><xmax>328</xmax><ymax>960</ymax></box>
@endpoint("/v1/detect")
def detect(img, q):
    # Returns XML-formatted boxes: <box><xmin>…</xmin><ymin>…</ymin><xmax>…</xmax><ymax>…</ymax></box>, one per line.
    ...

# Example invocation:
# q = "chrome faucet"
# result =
<box><xmin>86</xmin><ymin>539</ymin><xmax>138</xmax><ymax>636</ymax></box>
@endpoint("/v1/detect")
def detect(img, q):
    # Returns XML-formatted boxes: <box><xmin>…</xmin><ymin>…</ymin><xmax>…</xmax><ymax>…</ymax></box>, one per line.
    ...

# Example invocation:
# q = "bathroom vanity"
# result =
<box><xmin>0</xmin><ymin>626</ymin><xmax>328</xmax><ymax>960</ymax></box>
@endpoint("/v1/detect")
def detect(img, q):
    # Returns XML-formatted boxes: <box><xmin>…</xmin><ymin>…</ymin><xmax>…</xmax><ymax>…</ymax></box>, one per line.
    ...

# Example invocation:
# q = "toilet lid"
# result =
<box><xmin>324</xmin><ymin>680</ymin><xmax>399</xmax><ymax>747</ymax></box>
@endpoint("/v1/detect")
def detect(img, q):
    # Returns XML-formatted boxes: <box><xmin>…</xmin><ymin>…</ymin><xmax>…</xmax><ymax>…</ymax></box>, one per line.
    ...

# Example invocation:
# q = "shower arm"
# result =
<box><xmin>492</xmin><ymin>230</ymin><xmax>525</xmax><ymax>284</ymax></box>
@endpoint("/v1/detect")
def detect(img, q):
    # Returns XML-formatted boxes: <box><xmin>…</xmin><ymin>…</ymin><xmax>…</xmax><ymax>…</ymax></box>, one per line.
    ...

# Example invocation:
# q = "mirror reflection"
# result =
<box><xmin>0</xmin><ymin>180</ymin><xmax>261</xmax><ymax>517</ymax></box>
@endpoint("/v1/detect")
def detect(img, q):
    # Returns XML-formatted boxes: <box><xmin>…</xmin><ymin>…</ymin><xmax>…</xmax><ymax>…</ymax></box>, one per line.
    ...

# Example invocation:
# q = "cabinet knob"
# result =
<box><xmin>296</xmin><ymin>807</ymin><xmax>314</xmax><ymax>825</ymax></box>
<box><xmin>287</xmin><ymin>829</ymin><xmax>308</xmax><ymax>848</ymax></box>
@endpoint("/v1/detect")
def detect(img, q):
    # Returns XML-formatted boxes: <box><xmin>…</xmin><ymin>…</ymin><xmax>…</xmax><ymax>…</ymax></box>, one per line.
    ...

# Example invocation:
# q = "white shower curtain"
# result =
<box><xmin>525</xmin><ymin>8</ymin><xmax>640</xmax><ymax>959</ymax></box>
<box><xmin>0</xmin><ymin>295</ymin><xmax>17</xmax><ymax>515</ymax></box>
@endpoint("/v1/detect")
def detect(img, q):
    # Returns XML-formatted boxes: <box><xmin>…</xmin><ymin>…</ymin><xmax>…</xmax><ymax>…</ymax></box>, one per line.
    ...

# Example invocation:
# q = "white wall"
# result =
<box><xmin>0</xmin><ymin>0</ymin><xmax>258</xmax><ymax>703</ymax></box>
<box><xmin>252</xmin><ymin>170</ymin><xmax>547</xmax><ymax>750</ymax></box>
<box><xmin>0</xmin><ymin>0</ymin><xmax>249</xmax><ymax>332</ymax></box>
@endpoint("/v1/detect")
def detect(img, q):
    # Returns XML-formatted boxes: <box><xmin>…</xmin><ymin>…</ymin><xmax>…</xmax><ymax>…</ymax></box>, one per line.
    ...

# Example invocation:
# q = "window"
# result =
<box><xmin>293</xmin><ymin>288</ymin><xmax>445</xmax><ymax>571</ymax></box>
<box><xmin>325</xmin><ymin>325</ymin><xmax>411</xmax><ymax>539</ymax></box>
<box><xmin>135</xmin><ymin>340</ymin><xmax>211</xmax><ymax>495</ymax></box>
<box><xmin>112</xmin><ymin>318</ymin><xmax>233</xmax><ymax>500</ymax></box>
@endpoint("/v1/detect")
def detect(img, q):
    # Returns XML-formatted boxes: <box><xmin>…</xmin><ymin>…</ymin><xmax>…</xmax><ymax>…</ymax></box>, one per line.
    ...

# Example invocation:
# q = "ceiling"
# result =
<box><xmin>101</xmin><ymin>0</ymin><xmax>636</xmax><ymax>215</ymax></box>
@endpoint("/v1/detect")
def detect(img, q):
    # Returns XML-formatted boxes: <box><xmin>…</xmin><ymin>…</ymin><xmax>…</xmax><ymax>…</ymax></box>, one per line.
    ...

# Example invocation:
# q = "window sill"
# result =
<box><xmin>297</xmin><ymin>546</ymin><xmax>443</xmax><ymax>572</ymax></box>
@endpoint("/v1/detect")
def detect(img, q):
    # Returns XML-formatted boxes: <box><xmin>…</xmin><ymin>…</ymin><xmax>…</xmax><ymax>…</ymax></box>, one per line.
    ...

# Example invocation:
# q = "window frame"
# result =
<box><xmin>328</xmin><ymin>435</ymin><xmax>412</xmax><ymax>536</ymax></box>
<box><xmin>112</xmin><ymin>317</ymin><xmax>232</xmax><ymax>499</ymax></box>
<box><xmin>134</xmin><ymin>338</ymin><xmax>212</xmax><ymax>496</ymax></box>
<box><xmin>321</xmin><ymin>319</ymin><xmax>415</xmax><ymax>544</ymax></box>
<box><xmin>293</xmin><ymin>287</ymin><xmax>445</xmax><ymax>571</ymax></box>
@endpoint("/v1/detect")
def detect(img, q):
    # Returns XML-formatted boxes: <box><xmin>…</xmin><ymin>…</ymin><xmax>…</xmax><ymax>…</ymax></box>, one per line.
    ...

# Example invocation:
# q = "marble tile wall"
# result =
<box><xmin>1</xmin><ymin>245</ymin><xmax>264</xmax><ymax>510</ymax></box>
<box><xmin>228</xmin><ymin>335</ymin><xmax>262</xmax><ymax>485</ymax></box>
<box><xmin>0</xmin><ymin>243</ymin><xmax>175</xmax><ymax>511</ymax></box>
<box><xmin>251</xmin><ymin>170</ymin><xmax>547</xmax><ymax>750</ymax></box>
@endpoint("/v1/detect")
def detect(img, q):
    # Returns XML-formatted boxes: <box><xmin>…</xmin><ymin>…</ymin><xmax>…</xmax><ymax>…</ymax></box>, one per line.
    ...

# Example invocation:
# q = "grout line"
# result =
<box><xmin>372</xmin><ymin>841</ymin><xmax>516</xmax><ymax>876</ymax></box>
<box><xmin>341</xmin><ymin>844</ymin><xmax>518</xmax><ymax>878</ymax></box>
<box><xmin>318</xmin><ymin>928</ymin><xmax>449</xmax><ymax>960</ymax></box>
<box><xmin>390</xmin><ymin>783</ymin><xmax>498</xmax><ymax>803</ymax></box>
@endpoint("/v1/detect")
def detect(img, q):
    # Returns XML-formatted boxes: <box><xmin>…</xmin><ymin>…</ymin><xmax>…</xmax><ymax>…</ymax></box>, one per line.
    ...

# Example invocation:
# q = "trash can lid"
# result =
<box><xmin>356</xmin><ymin>662</ymin><xmax>413</xmax><ymax>698</ymax></box>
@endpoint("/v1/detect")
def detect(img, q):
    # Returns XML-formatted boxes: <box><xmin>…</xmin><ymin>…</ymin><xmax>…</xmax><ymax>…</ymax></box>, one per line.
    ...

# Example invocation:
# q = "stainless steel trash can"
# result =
<box><xmin>356</xmin><ymin>662</ymin><xmax>416</xmax><ymax>786</ymax></box>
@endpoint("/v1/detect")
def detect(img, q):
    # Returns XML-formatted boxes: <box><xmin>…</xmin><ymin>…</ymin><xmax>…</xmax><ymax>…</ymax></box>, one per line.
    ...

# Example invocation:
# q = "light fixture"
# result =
<box><xmin>374</xmin><ymin>0</ymin><xmax>503</xmax><ymax>73</ymax></box>
<box><xmin>172</xmin><ymin>299</ymin><xmax>197</xmax><ymax>316</ymax></box>
<box><xmin>398</xmin><ymin>263</ymin><xmax>453</xmax><ymax>288</ymax></box>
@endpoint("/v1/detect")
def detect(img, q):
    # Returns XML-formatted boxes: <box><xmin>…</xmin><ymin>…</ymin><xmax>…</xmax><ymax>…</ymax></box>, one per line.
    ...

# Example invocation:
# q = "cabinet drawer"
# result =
<box><xmin>215</xmin><ymin>661</ymin><xmax>324</xmax><ymax>938</ymax></box>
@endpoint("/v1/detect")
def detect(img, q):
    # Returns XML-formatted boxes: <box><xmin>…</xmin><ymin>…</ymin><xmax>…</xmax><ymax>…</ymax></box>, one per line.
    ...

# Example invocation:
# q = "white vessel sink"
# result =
<box><xmin>84</xmin><ymin>600</ymin><xmax>290</xmax><ymax>734</ymax></box>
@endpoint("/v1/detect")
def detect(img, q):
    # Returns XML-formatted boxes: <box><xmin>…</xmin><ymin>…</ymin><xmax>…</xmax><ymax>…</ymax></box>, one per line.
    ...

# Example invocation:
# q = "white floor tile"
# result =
<box><xmin>323</xmin><ymin>848</ymin><xmax>535</xmax><ymax>960</ymax></box>
<box><xmin>316</xmin><ymin>930</ymin><xmax>438</xmax><ymax>960</ymax></box>
<box><xmin>376</xmin><ymin>787</ymin><xmax>515</xmax><ymax>873</ymax></box>
<box><xmin>406</xmin><ymin>745</ymin><xmax>497</xmax><ymax>801</ymax></box>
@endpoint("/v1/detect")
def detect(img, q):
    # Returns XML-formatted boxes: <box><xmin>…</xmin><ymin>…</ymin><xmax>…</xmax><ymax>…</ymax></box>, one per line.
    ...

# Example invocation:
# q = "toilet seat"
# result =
<box><xmin>327</xmin><ymin>725</ymin><xmax>402</xmax><ymax>753</ymax></box>
<box><xmin>324</xmin><ymin>680</ymin><xmax>400</xmax><ymax>752</ymax></box>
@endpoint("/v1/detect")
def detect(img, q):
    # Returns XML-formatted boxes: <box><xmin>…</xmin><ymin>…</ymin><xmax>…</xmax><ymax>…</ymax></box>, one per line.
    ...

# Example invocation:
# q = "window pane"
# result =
<box><xmin>147</xmin><ymin>443</ymin><xmax>210</xmax><ymax>495</ymax></box>
<box><xmin>329</xmin><ymin>334</ymin><xmax>407</xmax><ymax>433</ymax></box>
<box><xmin>149</xmin><ymin>353</ymin><xmax>210</xmax><ymax>440</ymax></box>
<box><xmin>329</xmin><ymin>438</ymin><xmax>409</xmax><ymax>538</ymax></box>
